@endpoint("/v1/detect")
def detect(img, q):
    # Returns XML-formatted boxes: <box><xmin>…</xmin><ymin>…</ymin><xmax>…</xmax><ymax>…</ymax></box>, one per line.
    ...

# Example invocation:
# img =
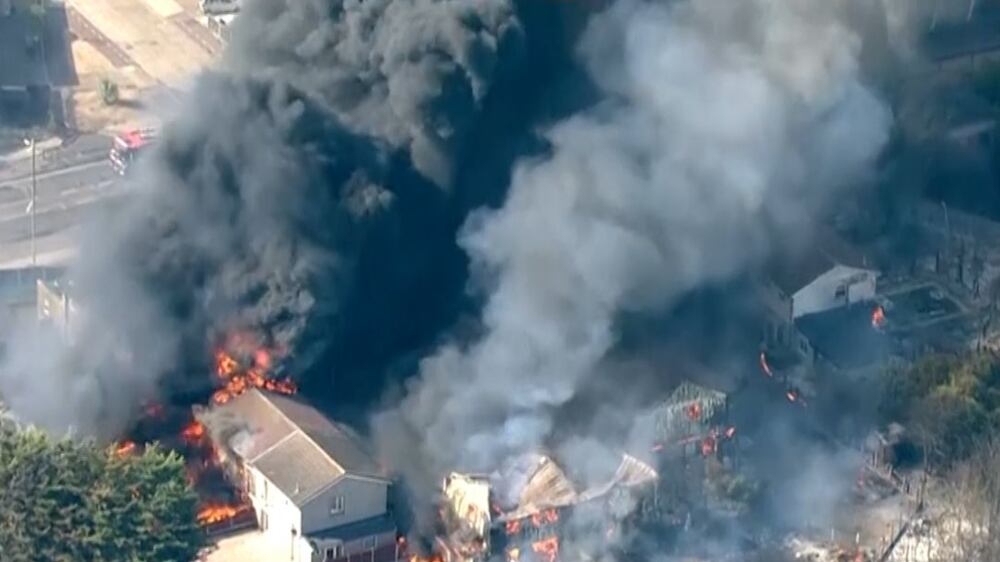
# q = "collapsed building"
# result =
<box><xmin>436</xmin><ymin>452</ymin><xmax>658</xmax><ymax>562</ymax></box>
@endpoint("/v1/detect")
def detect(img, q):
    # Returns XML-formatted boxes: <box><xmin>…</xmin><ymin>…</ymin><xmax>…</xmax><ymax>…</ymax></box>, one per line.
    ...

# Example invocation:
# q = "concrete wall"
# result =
<box><xmin>301</xmin><ymin>476</ymin><xmax>388</xmax><ymax>534</ymax></box>
<box><xmin>792</xmin><ymin>266</ymin><xmax>877</xmax><ymax>319</ymax></box>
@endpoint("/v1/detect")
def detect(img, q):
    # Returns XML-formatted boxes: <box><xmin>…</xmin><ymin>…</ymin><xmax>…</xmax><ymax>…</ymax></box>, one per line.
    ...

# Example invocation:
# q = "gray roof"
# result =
<box><xmin>201</xmin><ymin>389</ymin><xmax>387</xmax><ymax>506</ymax></box>
<box><xmin>0</xmin><ymin>7</ymin><xmax>77</xmax><ymax>88</ymax></box>
<box><xmin>306</xmin><ymin>513</ymin><xmax>396</xmax><ymax>541</ymax></box>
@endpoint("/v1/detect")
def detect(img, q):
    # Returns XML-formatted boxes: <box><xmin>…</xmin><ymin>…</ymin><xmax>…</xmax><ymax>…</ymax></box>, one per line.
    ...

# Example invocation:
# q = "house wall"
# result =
<box><xmin>792</xmin><ymin>266</ymin><xmax>877</xmax><ymax>319</ymax></box>
<box><xmin>300</xmin><ymin>476</ymin><xmax>389</xmax><ymax>534</ymax></box>
<box><xmin>246</xmin><ymin>466</ymin><xmax>309</xmax><ymax>559</ymax></box>
<box><xmin>756</xmin><ymin>280</ymin><xmax>796</xmax><ymax>349</ymax></box>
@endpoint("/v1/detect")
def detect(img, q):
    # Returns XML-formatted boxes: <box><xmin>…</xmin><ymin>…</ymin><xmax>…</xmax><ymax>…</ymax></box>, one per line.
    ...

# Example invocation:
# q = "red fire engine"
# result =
<box><xmin>109</xmin><ymin>129</ymin><xmax>157</xmax><ymax>175</ymax></box>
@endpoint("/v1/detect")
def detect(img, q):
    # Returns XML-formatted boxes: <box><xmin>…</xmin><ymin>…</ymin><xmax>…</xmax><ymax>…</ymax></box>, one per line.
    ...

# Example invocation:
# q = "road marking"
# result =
<box><xmin>0</xmin><ymin>159</ymin><xmax>111</xmax><ymax>186</ymax></box>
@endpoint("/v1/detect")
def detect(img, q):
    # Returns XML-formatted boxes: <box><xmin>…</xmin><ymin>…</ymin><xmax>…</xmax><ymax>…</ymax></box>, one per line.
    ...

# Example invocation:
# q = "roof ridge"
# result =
<box><xmin>255</xmin><ymin>390</ymin><xmax>346</xmax><ymax>476</ymax></box>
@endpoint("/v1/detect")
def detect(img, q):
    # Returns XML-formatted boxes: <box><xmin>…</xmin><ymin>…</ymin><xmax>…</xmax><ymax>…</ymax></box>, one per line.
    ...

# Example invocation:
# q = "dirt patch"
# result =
<box><xmin>68</xmin><ymin>40</ymin><xmax>153</xmax><ymax>133</ymax></box>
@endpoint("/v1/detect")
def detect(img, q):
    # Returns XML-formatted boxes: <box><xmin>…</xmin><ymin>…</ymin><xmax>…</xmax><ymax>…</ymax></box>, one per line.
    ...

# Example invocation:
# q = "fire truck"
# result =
<box><xmin>108</xmin><ymin>129</ymin><xmax>157</xmax><ymax>176</ymax></box>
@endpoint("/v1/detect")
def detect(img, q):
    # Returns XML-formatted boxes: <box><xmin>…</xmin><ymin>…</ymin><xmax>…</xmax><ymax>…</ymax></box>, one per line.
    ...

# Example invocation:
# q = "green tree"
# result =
<box><xmin>99</xmin><ymin>78</ymin><xmax>120</xmax><ymax>106</ymax></box>
<box><xmin>0</xmin><ymin>417</ymin><xmax>206</xmax><ymax>562</ymax></box>
<box><xmin>880</xmin><ymin>352</ymin><xmax>1000</xmax><ymax>466</ymax></box>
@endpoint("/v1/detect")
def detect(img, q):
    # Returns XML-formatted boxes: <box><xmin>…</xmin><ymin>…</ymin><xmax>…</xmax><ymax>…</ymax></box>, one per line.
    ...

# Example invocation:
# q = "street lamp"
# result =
<box><xmin>21</xmin><ymin>136</ymin><xmax>36</xmax><ymax>269</ymax></box>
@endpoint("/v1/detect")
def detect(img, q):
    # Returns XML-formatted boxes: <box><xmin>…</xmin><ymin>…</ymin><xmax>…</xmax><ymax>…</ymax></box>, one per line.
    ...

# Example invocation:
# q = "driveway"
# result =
<box><xmin>202</xmin><ymin>530</ymin><xmax>295</xmax><ymax>562</ymax></box>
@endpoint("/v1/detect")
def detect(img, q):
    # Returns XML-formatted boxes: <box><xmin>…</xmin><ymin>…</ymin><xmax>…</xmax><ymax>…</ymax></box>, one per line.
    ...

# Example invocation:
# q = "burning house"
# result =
<box><xmin>436</xmin><ymin>452</ymin><xmax>658</xmax><ymax>562</ymax></box>
<box><xmin>195</xmin><ymin>389</ymin><xmax>398</xmax><ymax>562</ymax></box>
<box><xmin>648</xmin><ymin>382</ymin><xmax>733</xmax><ymax>459</ymax></box>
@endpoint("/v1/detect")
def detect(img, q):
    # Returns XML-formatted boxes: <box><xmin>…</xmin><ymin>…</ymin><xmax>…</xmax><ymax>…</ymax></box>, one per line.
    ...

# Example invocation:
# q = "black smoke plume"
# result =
<box><xmin>0</xmin><ymin>0</ymin><xmax>579</xmax><ymax>437</ymax></box>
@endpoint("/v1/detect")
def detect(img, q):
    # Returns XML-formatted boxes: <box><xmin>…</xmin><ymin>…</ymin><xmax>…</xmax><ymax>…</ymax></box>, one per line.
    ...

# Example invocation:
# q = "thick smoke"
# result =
<box><xmin>376</xmin><ymin>0</ymin><xmax>894</xmax><ymax>489</ymax></box>
<box><xmin>227</xmin><ymin>0</ymin><xmax>524</xmax><ymax>187</ymax></box>
<box><xmin>0</xmin><ymin>0</ymin><xmax>530</xmax><ymax>437</ymax></box>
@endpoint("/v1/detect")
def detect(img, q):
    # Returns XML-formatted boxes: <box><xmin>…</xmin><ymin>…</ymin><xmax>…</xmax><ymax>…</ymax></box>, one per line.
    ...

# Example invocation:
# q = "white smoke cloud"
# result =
<box><xmin>380</xmin><ymin>0</ymin><xmax>894</xmax><ymax>481</ymax></box>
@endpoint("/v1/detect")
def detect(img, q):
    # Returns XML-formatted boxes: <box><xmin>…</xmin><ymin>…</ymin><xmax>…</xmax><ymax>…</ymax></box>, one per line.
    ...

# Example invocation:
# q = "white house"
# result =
<box><xmin>759</xmin><ymin>228</ymin><xmax>878</xmax><ymax>358</ymax></box>
<box><xmin>198</xmin><ymin>389</ymin><xmax>399</xmax><ymax>562</ymax></box>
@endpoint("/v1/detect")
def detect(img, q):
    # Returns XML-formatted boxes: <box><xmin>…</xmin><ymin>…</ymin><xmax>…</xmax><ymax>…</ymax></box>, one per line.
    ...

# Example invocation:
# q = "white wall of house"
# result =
<box><xmin>246</xmin><ymin>466</ymin><xmax>310</xmax><ymax>560</ymax></box>
<box><xmin>792</xmin><ymin>266</ymin><xmax>877</xmax><ymax>318</ymax></box>
<box><xmin>300</xmin><ymin>476</ymin><xmax>389</xmax><ymax>534</ymax></box>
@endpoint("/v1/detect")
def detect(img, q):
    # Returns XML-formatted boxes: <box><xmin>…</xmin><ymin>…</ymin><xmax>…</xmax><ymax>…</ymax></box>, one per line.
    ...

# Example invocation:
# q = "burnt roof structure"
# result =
<box><xmin>197</xmin><ymin>389</ymin><xmax>387</xmax><ymax>506</ymax></box>
<box><xmin>442</xmin><ymin>451</ymin><xmax>657</xmax><ymax>528</ymax></box>
<box><xmin>651</xmin><ymin>381</ymin><xmax>728</xmax><ymax>442</ymax></box>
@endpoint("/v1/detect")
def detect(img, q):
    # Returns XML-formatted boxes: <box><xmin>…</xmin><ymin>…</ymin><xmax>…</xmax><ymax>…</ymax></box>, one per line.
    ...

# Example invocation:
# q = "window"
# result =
<box><xmin>325</xmin><ymin>545</ymin><xmax>344</xmax><ymax>561</ymax></box>
<box><xmin>330</xmin><ymin>495</ymin><xmax>345</xmax><ymax>515</ymax></box>
<box><xmin>834</xmin><ymin>284</ymin><xmax>847</xmax><ymax>299</ymax></box>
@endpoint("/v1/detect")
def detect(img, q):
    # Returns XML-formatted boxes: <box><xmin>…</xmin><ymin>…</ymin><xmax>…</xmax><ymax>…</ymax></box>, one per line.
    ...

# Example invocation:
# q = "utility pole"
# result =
<box><xmin>22</xmin><ymin>136</ymin><xmax>37</xmax><ymax>270</ymax></box>
<box><xmin>30</xmin><ymin>137</ymin><xmax>36</xmax><ymax>269</ymax></box>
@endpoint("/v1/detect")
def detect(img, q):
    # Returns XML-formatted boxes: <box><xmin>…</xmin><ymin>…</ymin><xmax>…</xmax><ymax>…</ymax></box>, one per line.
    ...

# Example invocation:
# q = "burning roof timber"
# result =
<box><xmin>652</xmin><ymin>382</ymin><xmax>728</xmax><ymax>441</ymax></box>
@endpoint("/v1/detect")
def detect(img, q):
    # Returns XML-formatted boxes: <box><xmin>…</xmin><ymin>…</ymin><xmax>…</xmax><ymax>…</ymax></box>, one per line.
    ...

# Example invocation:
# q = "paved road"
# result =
<box><xmin>0</xmin><ymin>136</ymin><xmax>123</xmax><ymax>267</ymax></box>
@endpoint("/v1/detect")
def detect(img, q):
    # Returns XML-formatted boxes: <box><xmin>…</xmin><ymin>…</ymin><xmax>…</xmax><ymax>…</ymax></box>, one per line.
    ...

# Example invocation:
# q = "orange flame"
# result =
<box><xmin>542</xmin><ymin>509</ymin><xmax>559</xmax><ymax>524</ymax></box>
<box><xmin>759</xmin><ymin>351</ymin><xmax>774</xmax><ymax>377</ymax></box>
<box><xmin>181</xmin><ymin>420</ymin><xmax>206</xmax><ymax>445</ymax></box>
<box><xmin>872</xmin><ymin>305</ymin><xmax>886</xmax><ymax>329</ymax></box>
<box><xmin>210</xmin><ymin>349</ymin><xmax>297</xmax><ymax>404</ymax></box>
<box><xmin>700</xmin><ymin>436</ymin><xmax>717</xmax><ymax>457</ymax></box>
<box><xmin>506</xmin><ymin>519</ymin><xmax>522</xmax><ymax>535</ymax></box>
<box><xmin>686</xmin><ymin>401</ymin><xmax>702</xmax><ymax>421</ymax></box>
<box><xmin>115</xmin><ymin>440</ymin><xmax>137</xmax><ymax>457</ymax></box>
<box><xmin>532</xmin><ymin>536</ymin><xmax>559</xmax><ymax>562</ymax></box>
<box><xmin>196</xmin><ymin>502</ymin><xmax>249</xmax><ymax>525</ymax></box>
